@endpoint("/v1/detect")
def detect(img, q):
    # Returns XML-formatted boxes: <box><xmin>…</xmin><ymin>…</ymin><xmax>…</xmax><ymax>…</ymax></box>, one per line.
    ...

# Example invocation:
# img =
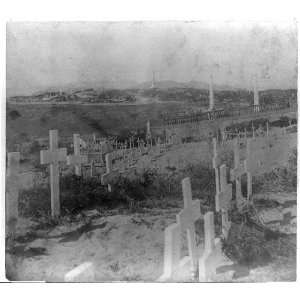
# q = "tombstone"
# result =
<box><xmin>176</xmin><ymin>178</ymin><xmax>202</xmax><ymax>277</ymax></box>
<box><xmin>6</xmin><ymin>152</ymin><xmax>20</xmax><ymax>236</ymax></box>
<box><xmin>67</xmin><ymin>134</ymin><xmax>88</xmax><ymax>176</ymax></box>
<box><xmin>40</xmin><ymin>130</ymin><xmax>67</xmax><ymax>217</ymax></box>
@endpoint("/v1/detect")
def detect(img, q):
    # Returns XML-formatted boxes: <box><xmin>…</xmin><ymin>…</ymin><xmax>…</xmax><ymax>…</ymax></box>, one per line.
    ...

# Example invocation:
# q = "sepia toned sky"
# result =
<box><xmin>6</xmin><ymin>21</ymin><xmax>298</xmax><ymax>96</ymax></box>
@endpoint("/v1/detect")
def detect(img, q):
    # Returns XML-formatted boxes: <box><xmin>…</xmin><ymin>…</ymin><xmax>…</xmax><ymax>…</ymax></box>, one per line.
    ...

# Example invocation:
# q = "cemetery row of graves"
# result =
<box><xmin>6</xmin><ymin>120</ymin><xmax>297</xmax><ymax>280</ymax></box>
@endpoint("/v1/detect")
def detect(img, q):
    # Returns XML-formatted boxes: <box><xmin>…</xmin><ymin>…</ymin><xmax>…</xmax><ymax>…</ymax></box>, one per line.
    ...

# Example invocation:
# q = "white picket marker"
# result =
<box><xmin>67</xmin><ymin>134</ymin><xmax>88</xmax><ymax>176</ymax></box>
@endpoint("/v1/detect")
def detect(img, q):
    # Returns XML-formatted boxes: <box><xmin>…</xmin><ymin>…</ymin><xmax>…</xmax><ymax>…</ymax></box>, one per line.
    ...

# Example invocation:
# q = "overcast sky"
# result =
<box><xmin>7</xmin><ymin>21</ymin><xmax>298</xmax><ymax>96</ymax></box>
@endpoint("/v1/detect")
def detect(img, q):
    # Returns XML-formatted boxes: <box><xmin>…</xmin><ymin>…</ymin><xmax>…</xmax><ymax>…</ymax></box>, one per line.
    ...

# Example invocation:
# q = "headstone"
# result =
<box><xmin>40</xmin><ymin>130</ymin><xmax>67</xmax><ymax>217</ymax></box>
<box><xmin>6</xmin><ymin>152</ymin><xmax>20</xmax><ymax>236</ymax></box>
<box><xmin>67</xmin><ymin>134</ymin><xmax>88</xmax><ymax>176</ymax></box>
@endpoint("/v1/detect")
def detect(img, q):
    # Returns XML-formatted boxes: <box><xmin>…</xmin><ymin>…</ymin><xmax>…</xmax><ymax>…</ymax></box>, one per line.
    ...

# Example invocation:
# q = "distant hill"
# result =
<box><xmin>133</xmin><ymin>80</ymin><xmax>239</xmax><ymax>91</ymax></box>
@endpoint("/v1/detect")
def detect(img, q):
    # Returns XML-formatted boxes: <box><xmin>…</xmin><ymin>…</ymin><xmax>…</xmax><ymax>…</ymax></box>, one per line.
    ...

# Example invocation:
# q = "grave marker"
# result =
<box><xmin>198</xmin><ymin>212</ymin><xmax>223</xmax><ymax>281</ymax></box>
<box><xmin>40</xmin><ymin>130</ymin><xmax>67</xmax><ymax>217</ymax></box>
<box><xmin>160</xmin><ymin>223</ymin><xmax>181</xmax><ymax>280</ymax></box>
<box><xmin>67</xmin><ymin>134</ymin><xmax>88</xmax><ymax>176</ymax></box>
<box><xmin>176</xmin><ymin>177</ymin><xmax>202</xmax><ymax>275</ymax></box>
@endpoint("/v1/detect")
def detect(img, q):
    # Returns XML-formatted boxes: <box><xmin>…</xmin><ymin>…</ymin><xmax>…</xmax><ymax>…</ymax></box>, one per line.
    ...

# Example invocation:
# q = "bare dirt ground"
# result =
<box><xmin>6</xmin><ymin>191</ymin><xmax>296</xmax><ymax>282</ymax></box>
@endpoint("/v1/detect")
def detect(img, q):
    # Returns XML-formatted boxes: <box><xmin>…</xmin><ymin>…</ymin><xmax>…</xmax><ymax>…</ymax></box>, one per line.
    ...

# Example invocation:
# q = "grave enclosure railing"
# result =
<box><xmin>163</xmin><ymin>102</ymin><xmax>294</xmax><ymax>126</ymax></box>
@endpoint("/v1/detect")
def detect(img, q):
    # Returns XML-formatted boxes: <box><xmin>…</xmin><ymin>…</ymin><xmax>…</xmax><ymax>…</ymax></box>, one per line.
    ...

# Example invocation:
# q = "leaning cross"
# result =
<box><xmin>67</xmin><ymin>134</ymin><xmax>88</xmax><ymax>176</ymax></box>
<box><xmin>6</xmin><ymin>152</ymin><xmax>20</xmax><ymax>236</ymax></box>
<box><xmin>40</xmin><ymin>130</ymin><xmax>67</xmax><ymax>217</ymax></box>
<box><xmin>176</xmin><ymin>177</ymin><xmax>202</xmax><ymax>276</ymax></box>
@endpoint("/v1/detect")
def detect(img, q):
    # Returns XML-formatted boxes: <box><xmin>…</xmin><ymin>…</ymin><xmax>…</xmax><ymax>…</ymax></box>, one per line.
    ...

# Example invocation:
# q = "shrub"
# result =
<box><xmin>18</xmin><ymin>162</ymin><xmax>216</xmax><ymax>219</ymax></box>
<box><xmin>8</xmin><ymin>109</ymin><xmax>21</xmax><ymax>120</ymax></box>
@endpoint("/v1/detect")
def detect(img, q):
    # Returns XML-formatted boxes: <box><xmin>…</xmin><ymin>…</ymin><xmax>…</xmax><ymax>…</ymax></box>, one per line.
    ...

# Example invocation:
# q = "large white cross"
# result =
<box><xmin>6</xmin><ymin>152</ymin><xmax>20</xmax><ymax>235</ymax></box>
<box><xmin>67</xmin><ymin>134</ymin><xmax>88</xmax><ymax>176</ymax></box>
<box><xmin>176</xmin><ymin>177</ymin><xmax>202</xmax><ymax>275</ymax></box>
<box><xmin>40</xmin><ymin>130</ymin><xmax>67</xmax><ymax>217</ymax></box>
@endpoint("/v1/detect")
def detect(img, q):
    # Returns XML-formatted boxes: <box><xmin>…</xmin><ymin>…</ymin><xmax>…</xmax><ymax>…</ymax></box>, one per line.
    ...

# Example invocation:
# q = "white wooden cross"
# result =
<box><xmin>199</xmin><ymin>211</ymin><xmax>223</xmax><ymax>281</ymax></box>
<box><xmin>67</xmin><ymin>134</ymin><xmax>88</xmax><ymax>176</ymax></box>
<box><xmin>216</xmin><ymin>164</ymin><xmax>232</xmax><ymax>238</ymax></box>
<box><xmin>40</xmin><ymin>130</ymin><xmax>67</xmax><ymax>217</ymax></box>
<box><xmin>176</xmin><ymin>177</ymin><xmax>202</xmax><ymax>276</ymax></box>
<box><xmin>159</xmin><ymin>222</ymin><xmax>181</xmax><ymax>281</ymax></box>
<box><xmin>6</xmin><ymin>152</ymin><xmax>20</xmax><ymax>235</ymax></box>
<box><xmin>101</xmin><ymin>153</ymin><xmax>120</xmax><ymax>192</ymax></box>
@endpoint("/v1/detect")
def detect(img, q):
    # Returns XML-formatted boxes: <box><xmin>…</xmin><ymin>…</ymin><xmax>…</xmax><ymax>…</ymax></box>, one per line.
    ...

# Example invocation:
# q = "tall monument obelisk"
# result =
<box><xmin>209</xmin><ymin>74</ymin><xmax>215</xmax><ymax>111</ymax></box>
<box><xmin>253</xmin><ymin>75</ymin><xmax>259</xmax><ymax>106</ymax></box>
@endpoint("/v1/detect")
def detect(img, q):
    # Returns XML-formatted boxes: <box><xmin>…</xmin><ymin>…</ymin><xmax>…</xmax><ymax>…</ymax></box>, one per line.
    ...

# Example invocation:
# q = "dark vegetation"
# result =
<box><xmin>8</xmin><ymin>109</ymin><xmax>21</xmax><ymax>120</ymax></box>
<box><xmin>18</xmin><ymin>163</ymin><xmax>215</xmax><ymax>220</ymax></box>
<box><xmin>221</xmin><ymin>148</ymin><xmax>297</xmax><ymax>279</ymax></box>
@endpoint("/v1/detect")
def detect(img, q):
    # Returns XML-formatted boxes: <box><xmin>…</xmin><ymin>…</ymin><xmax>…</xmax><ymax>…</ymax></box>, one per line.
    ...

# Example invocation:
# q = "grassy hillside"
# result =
<box><xmin>6</xmin><ymin>102</ymin><xmax>192</xmax><ymax>150</ymax></box>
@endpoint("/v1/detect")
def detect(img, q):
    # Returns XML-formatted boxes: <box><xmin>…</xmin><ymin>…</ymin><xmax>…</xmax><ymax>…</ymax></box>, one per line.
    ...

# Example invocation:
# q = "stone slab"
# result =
<box><xmin>64</xmin><ymin>262</ymin><xmax>95</xmax><ymax>282</ymax></box>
